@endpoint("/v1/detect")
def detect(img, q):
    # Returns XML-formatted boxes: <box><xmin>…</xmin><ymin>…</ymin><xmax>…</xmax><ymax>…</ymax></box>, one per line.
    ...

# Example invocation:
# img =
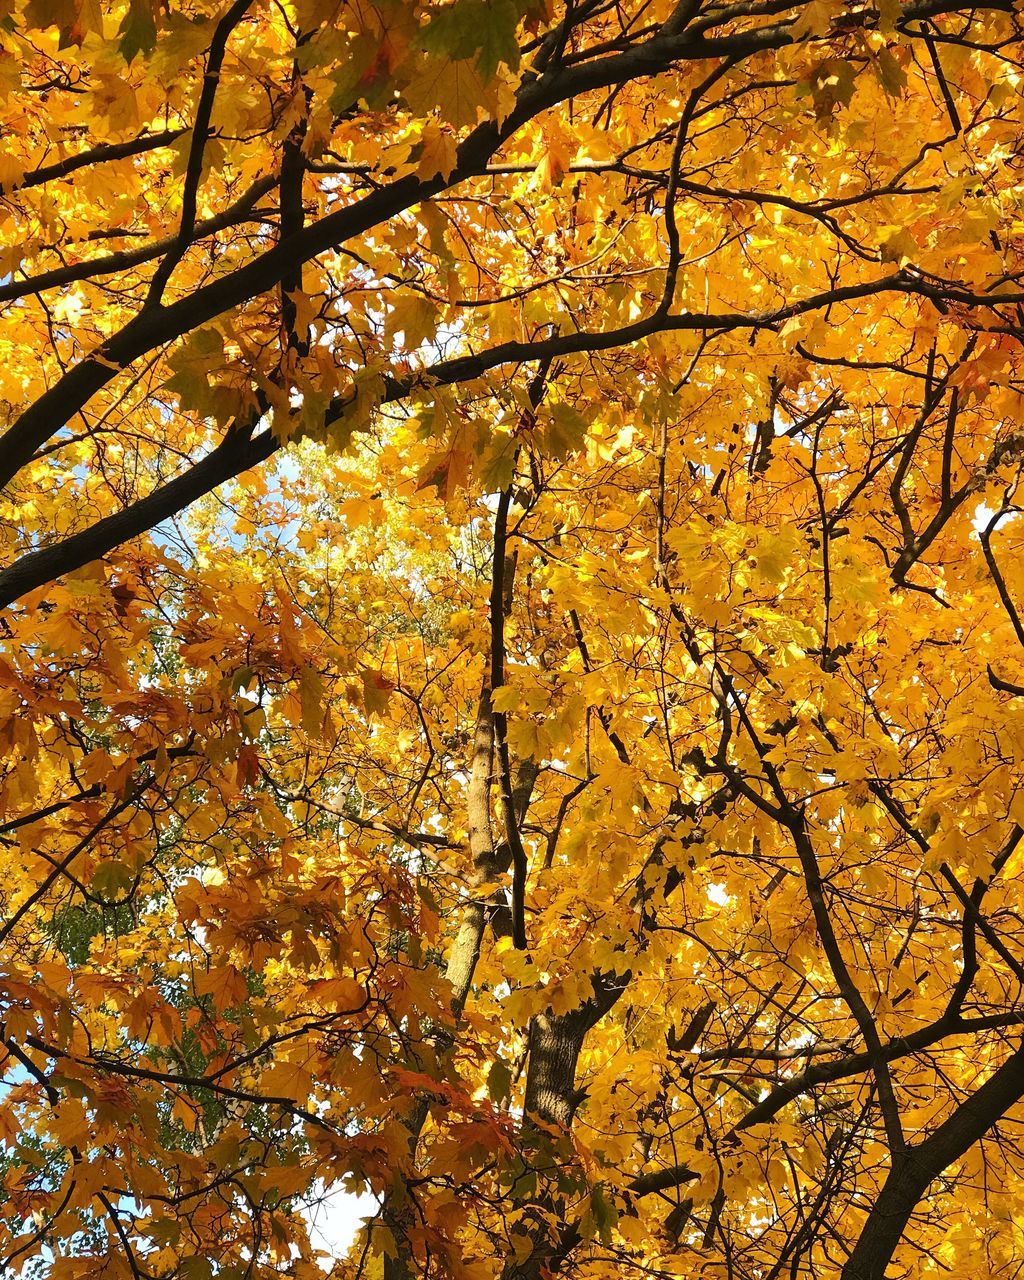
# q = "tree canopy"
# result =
<box><xmin>4</xmin><ymin>2</ymin><xmax>1024</xmax><ymax>1279</ymax></box>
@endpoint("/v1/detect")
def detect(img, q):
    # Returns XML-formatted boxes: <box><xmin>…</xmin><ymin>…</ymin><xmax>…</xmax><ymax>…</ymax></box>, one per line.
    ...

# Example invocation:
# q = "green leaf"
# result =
<box><xmin>879</xmin><ymin>226</ymin><xmax>917</xmax><ymax>265</ymax></box>
<box><xmin>875</xmin><ymin>49</ymin><xmax>907</xmax><ymax>97</ymax></box>
<box><xmin>590</xmin><ymin>1183</ymin><xmax>617</xmax><ymax>1245</ymax></box>
<box><xmin>147</xmin><ymin>1218</ymin><xmax>182</xmax><ymax>1246</ymax></box>
<box><xmin>179</xmin><ymin>1258</ymin><xmax>213</xmax><ymax>1280</ymax></box>
<box><xmin>299</xmin><ymin>665</ymin><xmax>324</xmax><ymax>738</ymax></box>
<box><xmin>166</xmin><ymin>328</ymin><xmax>225</xmax><ymax>416</ymax></box>
<box><xmin>479</xmin><ymin>429</ymin><xmax>517</xmax><ymax>491</ymax></box>
<box><xmin>542</xmin><ymin>401</ymin><xmax>588</xmax><ymax>459</ymax></box>
<box><xmin>360</xmin><ymin>667</ymin><xmax>395</xmax><ymax>718</ymax></box>
<box><xmin>809</xmin><ymin>58</ymin><xmax>857</xmax><ymax>119</ymax></box>
<box><xmin>474</xmin><ymin>0</ymin><xmax>523</xmax><ymax>79</ymax></box>
<box><xmin>119</xmin><ymin>0</ymin><xmax>157</xmax><ymax>62</ymax></box>
<box><xmin>91</xmin><ymin>859</ymin><xmax>133</xmax><ymax>901</ymax></box>
<box><xmin>487</xmin><ymin>1058</ymin><xmax>512</xmax><ymax>1103</ymax></box>
<box><xmin>24</xmin><ymin>0</ymin><xmax>77</xmax><ymax>32</ymax></box>
<box><xmin>420</xmin><ymin>0</ymin><xmax>522</xmax><ymax>77</ymax></box>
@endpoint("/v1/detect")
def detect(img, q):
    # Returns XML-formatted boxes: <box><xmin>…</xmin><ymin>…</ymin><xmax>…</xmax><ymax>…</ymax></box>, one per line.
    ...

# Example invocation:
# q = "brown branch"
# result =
<box><xmin>7</xmin><ymin>128</ymin><xmax>186</xmax><ymax>193</ymax></box>
<box><xmin>145</xmin><ymin>0</ymin><xmax>254</xmax><ymax>305</ymax></box>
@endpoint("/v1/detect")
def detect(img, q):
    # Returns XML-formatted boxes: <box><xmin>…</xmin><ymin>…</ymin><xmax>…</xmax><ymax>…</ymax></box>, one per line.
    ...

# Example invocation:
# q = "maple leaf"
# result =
<box><xmin>195</xmin><ymin>964</ymin><xmax>250</xmax><ymax>1013</ymax></box>
<box><xmin>118</xmin><ymin>0</ymin><xmax>157</xmax><ymax>62</ymax></box>
<box><xmin>360</xmin><ymin>667</ymin><xmax>396</xmax><ymax>718</ymax></box>
<box><xmin>419</xmin><ymin>0</ymin><xmax>523</xmax><ymax>80</ymax></box>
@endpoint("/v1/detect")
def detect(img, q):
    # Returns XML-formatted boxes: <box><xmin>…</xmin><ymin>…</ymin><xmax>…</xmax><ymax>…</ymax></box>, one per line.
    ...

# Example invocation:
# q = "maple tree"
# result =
<box><xmin>5</xmin><ymin>1</ymin><xmax>1024</xmax><ymax>1278</ymax></box>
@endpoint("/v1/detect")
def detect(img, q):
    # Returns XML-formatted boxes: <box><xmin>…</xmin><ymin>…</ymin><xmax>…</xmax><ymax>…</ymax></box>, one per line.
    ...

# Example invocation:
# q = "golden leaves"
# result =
<box><xmin>7</xmin><ymin>2</ymin><xmax>1024</xmax><ymax>1277</ymax></box>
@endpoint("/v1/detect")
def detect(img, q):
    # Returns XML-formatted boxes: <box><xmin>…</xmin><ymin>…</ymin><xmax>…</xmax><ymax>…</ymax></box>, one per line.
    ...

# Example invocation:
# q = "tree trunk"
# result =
<box><xmin>502</xmin><ymin>973</ymin><xmax>630</xmax><ymax>1280</ymax></box>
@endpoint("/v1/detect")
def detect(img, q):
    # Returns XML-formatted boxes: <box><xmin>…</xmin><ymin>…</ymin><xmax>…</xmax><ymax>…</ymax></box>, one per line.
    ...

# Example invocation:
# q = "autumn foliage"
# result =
<box><xmin>5</xmin><ymin>2</ymin><xmax>1024</xmax><ymax>1279</ymax></box>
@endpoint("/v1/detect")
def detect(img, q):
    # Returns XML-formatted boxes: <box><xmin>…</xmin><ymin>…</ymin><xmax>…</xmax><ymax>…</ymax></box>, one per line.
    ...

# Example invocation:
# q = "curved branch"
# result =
<box><xmin>8</xmin><ymin>128</ymin><xmax>186</xmax><ymax>193</ymax></box>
